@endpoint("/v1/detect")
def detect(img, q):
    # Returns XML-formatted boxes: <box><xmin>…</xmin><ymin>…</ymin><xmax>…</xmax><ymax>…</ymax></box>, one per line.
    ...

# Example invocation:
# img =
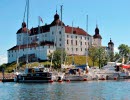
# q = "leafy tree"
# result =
<box><xmin>118</xmin><ymin>44</ymin><xmax>130</xmax><ymax>63</ymax></box>
<box><xmin>108</xmin><ymin>51</ymin><xmax>114</xmax><ymax>62</ymax></box>
<box><xmin>48</xmin><ymin>49</ymin><xmax>66</xmax><ymax>69</ymax></box>
<box><xmin>88</xmin><ymin>46</ymin><xmax>98</xmax><ymax>66</ymax></box>
<box><xmin>96</xmin><ymin>47</ymin><xmax>107</xmax><ymax>68</ymax></box>
<box><xmin>113</xmin><ymin>52</ymin><xmax>120</xmax><ymax>62</ymax></box>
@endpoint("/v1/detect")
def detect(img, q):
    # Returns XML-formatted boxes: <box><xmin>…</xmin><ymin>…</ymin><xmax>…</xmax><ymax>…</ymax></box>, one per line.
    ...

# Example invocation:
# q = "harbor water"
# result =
<box><xmin>0</xmin><ymin>80</ymin><xmax>130</xmax><ymax>100</ymax></box>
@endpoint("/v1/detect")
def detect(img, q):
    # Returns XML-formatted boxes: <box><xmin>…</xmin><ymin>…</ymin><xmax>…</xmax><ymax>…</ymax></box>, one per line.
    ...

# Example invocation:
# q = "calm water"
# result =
<box><xmin>0</xmin><ymin>80</ymin><xmax>130</xmax><ymax>100</ymax></box>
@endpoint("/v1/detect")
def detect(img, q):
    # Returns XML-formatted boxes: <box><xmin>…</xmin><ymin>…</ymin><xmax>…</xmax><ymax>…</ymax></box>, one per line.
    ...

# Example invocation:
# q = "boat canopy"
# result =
<box><xmin>122</xmin><ymin>64</ymin><xmax>130</xmax><ymax>69</ymax></box>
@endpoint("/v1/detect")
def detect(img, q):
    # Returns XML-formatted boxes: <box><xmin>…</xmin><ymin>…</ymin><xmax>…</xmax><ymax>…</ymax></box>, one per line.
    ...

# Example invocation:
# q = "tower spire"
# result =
<box><xmin>56</xmin><ymin>6</ymin><xmax>57</xmax><ymax>14</ymax></box>
<box><xmin>96</xmin><ymin>20</ymin><xmax>98</xmax><ymax>28</ymax></box>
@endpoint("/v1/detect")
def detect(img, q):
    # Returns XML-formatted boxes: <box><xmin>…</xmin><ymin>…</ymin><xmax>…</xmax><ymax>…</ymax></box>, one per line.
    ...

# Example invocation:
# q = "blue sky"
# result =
<box><xmin>0</xmin><ymin>0</ymin><xmax>130</xmax><ymax>65</ymax></box>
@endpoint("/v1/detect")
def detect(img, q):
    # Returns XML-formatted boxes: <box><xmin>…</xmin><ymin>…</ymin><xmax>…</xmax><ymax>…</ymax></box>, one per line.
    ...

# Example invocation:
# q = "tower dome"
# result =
<box><xmin>54</xmin><ymin>12</ymin><xmax>59</xmax><ymax>20</ymax></box>
<box><xmin>22</xmin><ymin>22</ymin><xmax>26</xmax><ymax>28</ymax></box>
<box><xmin>50</xmin><ymin>10</ymin><xmax>65</xmax><ymax>26</ymax></box>
<box><xmin>108</xmin><ymin>38</ymin><xmax>114</xmax><ymax>45</ymax></box>
<box><xmin>16</xmin><ymin>22</ymin><xmax>30</xmax><ymax>34</ymax></box>
<box><xmin>93</xmin><ymin>25</ymin><xmax>102</xmax><ymax>39</ymax></box>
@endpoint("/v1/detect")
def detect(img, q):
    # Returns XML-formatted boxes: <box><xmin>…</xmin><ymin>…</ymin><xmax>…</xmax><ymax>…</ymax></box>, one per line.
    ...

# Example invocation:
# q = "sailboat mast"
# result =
<box><xmin>26</xmin><ymin>0</ymin><xmax>29</xmax><ymax>68</ymax></box>
<box><xmin>60</xmin><ymin>5</ymin><xmax>63</xmax><ymax>66</ymax></box>
<box><xmin>23</xmin><ymin>0</ymin><xmax>27</xmax><ymax>22</ymax></box>
<box><xmin>72</xmin><ymin>21</ymin><xmax>74</xmax><ymax>65</ymax></box>
<box><xmin>86</xmin><ymin>15</ymin><xmax>88</xmax><ymax>65</ymax></box>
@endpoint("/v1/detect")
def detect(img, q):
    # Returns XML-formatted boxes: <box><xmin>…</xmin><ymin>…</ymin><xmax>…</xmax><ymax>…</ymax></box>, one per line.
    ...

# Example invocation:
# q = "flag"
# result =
<box><xmin>39</xmin><ymin>16</ymin><xmax>43</xmax><ymax>23</ymax></box>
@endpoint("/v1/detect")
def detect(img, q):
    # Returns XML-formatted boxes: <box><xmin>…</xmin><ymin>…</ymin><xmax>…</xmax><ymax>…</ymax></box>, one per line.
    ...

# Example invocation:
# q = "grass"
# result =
<box><xmin>0</xmin><ymin>56</ymin><xmax>99</xmax><ymax>73</ymax></box>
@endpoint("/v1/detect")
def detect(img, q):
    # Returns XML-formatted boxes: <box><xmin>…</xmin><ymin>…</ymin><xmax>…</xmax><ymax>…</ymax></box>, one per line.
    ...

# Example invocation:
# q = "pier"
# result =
<box><xmin>0</xmin><ymin>73</ymin><xmax>14</xmax><ymax>82</ymax></box>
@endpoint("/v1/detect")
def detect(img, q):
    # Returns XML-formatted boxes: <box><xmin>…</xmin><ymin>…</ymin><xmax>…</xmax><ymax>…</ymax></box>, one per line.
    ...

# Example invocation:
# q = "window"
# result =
<box><xmin>59</xmin><ymin>31</ymin><xmax>61</xmax><ymax>34</ymax></box>
<box><xmin>9</xmin><ymin>55</ymin><xmax>10</xmax><ymax>57</ymax></box>
<box><xmin>45</xmin><ymin>34</ymin><xmax>47</xmax><ymax>37</ymax></box>
<box><xmin>59</xmin><ymin>44</ymin><xmax>61</xmax><ymax>46</ymax></box>
<box><xmin>72</xmin><ymin>48</ymin><xmax>73</xmax><ymax>51</ymax></box>
<box><xmin>88</xmin><ymin>37</ymin><xmax>89</xmax><ymax>40</ymax></box>
<box><xmin>81</xmin><ymin>48</ymin><xmax>82</xmax><ymax>51</ymax></box>
<box><xmin>67</xmin><ymin>48</ymin><xmax>69</xmax><ymax>50</ymax></box>
<box><xmin>52</xmin><ymin>32</ymin><xmax>54</xmax><ymax>35</ymax></box>
<box><xmin>81</xmin><ymin>36</ymin><xmax>82</xmax><ymax>39</ymax></box>
<box><xmin>76</xmin><ymin>48</ymin><xmax>78</xmax><ymax>51</ymax></box>
<box><xmin>75</xmin><ymin>36</ymin><xmax>77</xmax><ymax>39</ymax></box>
<box><xmin>85</xmin><ymin>42</ymin><xmax>86</xmax><ymax>45</ymax></box>
<box><xmin>23</xmin><ymin>49</ymin><xmax>24</xmax><ymax>51</ymax></box>
<box><xmin>43</xmin><ymin>46</ymin><xmax>44</xmax><ymax>48</ymax></box>
<box><xmin>76</xmin><ymin>40</ymin><xmax>77</xmax><ymax>45</ymax></box>
<box><xmin>12</xmin><ymin>55</ymin><xmax>13</xmax><ymax>57</ymax></box>
<box><xmin>71</xmin><ymin>40</ymin><xmax>73</xmax><ymax>45</ymax></box>
<box><xmin>59</xmin><ymin>38</ymin><xmax>61</xmax><ymax>41</ymax></box>
<box><xmin>67</xmin><ymin>40</ymin><xmax>69</xmax><ymax>44</ymax></box>
<box><xmin>67</xmin><ymin>35</ymin><xmax>69</xmax><ymax>38</ymax></box>
<box><xmin>80</xmin><ymin>42</ymin><xmax>82</xmax><ymax>45</ymax></box>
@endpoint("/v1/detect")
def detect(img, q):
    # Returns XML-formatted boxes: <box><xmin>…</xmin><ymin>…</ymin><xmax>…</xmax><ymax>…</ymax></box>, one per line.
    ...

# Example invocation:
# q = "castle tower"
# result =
<box><xmin>108</xmin><ymin>38</ymin><xmax>114</xmax><ymax>53</ymax></box>
<box><xmin>92</xmin><ymin>25</ymin><xmax>102</xmax><ymax>47</ymax></box>
<box><xmin>16</xmin><ymin>22</ymin><xmax>30</xmax><ymax>45</ymax></box>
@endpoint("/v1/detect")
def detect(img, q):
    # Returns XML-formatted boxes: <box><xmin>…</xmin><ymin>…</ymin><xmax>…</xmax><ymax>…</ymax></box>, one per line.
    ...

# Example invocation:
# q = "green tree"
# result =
<box><xmin>108</xmin><ymin>51</ymin><xmax>114</xmax><ymax>62</ymax></box>
<box><xmin>48</xmin><ymin>49</ymin><xmax>66</xmax><ymax>69</ymax></box>
<box><xmin>118</xmin><ymin>44</ymin><xmax>130</xmax><ymax>63</ymax></box>
<box><xmin>96</xmin><ymin>47</ymin><xmax>107</xmax><ymax>68</ymax></box>
<box><xmin>88</xmin><ymin>46</ymin><xmax>98</xmax><ymax>66</ymax></box>
<box><xmin>113</xmin><ymin>52</ymin><xmax>120</xmax><ymax>62</ymax></box>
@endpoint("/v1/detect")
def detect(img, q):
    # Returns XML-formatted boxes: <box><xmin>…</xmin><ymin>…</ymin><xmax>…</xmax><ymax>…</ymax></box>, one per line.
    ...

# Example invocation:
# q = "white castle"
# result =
<box><xmin>7</xmin><ymin>12</ymin><xmax>114</xmax><ymax>63</ymax></box>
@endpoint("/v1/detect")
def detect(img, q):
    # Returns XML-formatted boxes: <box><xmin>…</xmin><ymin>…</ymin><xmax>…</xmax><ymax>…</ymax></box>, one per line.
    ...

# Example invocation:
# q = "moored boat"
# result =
<box><xmin>14</xmin><ymin>67</ymin><xmax>54</xmax><ymax>83</ymax></box>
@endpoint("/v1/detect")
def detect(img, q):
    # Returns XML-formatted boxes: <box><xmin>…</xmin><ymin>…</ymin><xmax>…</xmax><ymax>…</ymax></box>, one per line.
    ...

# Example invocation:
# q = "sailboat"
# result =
<box><xmin>14</xmin><ymin>0</ymin><xmax>54</xmax><ymax>83</ymax></box>
<box><xmin>62</xmin><ymin>22</ymin><xmax>89</xmax><ymax>81</ymax></box>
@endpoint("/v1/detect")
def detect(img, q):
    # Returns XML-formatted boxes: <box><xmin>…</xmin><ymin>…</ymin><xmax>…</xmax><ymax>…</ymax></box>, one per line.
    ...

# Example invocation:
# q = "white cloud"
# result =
<box><xmin>0</xmin><ymin>55</ymin><xmax>7</xmax><ymax>65</ymax></box>
<box><xmin>114</xmin><ymin>47</ymin><xmax>119</xmax><ymax>53</ymax></box>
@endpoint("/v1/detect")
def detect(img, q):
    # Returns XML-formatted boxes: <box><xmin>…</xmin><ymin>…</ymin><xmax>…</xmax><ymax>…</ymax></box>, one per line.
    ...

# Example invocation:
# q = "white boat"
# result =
<box><xmin>63</xmin><ymin>68</ymin><xmax>88</xmax><ymax>81</ymax></box>
<box><xmin>94</xmin><ymin>62</ymin><xmax>124</xmax><ymax>80</ymax></box>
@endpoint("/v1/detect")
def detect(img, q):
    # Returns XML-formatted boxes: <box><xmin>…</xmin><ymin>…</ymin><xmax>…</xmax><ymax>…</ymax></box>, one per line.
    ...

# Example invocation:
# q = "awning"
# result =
<box><xmin>122</xmin><ymin>65</ymin><xmax>130</xmax><ymax>69</ymax></box>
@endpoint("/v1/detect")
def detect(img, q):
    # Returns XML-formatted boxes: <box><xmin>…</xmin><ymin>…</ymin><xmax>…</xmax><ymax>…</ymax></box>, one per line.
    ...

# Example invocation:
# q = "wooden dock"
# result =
<box><xmin>0</xmin><ymin>73</ymin><xmax>15</xmax><ymax>82</ymax></box>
